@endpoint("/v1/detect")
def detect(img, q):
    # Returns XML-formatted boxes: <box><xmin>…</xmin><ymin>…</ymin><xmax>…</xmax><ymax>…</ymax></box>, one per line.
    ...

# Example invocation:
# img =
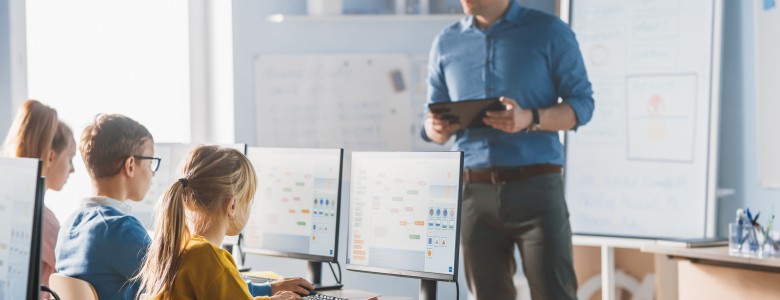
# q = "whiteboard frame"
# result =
<box><xmin>563</xmin><ymin>0</ymin><xmax>723</xmax><ymax>239</ymax></box>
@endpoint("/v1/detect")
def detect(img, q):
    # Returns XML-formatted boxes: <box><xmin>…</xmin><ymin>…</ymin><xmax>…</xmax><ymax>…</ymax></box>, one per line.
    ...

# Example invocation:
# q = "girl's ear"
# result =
<box><xmin>227</xmin><ymin>198</ymin><xmax>237</xmax><ymax>219</ymax></box>
<box><xmin>47</xmin><ymin>149</ymin><xmax>57</xmax><ymax>164</ymax></box>
<box><xmin>44</xmin><ymin>150</ymin><xmax>57</xmax><ymax>175</ymax></box>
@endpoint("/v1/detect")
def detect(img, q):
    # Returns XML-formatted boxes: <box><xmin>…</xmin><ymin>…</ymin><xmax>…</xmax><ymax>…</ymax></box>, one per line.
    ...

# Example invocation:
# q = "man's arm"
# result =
<box><xmin>483</xmin><ymin>20</ymin><xmax>593</xmax><ymax>133</ymax></box>
<box><xmin>424</xmin><ymin>112</ymin><xmax>461</xmax><ymax>144</ymax></box>
<box><xmin>422</xmin><ymin>35</ymin><xmax>459</xmax><ymax>144</ymax></box>
<box><xmin>483</xmin><ymin>97</ymin><xmax>577</xmax><ymax>133</ymax></box>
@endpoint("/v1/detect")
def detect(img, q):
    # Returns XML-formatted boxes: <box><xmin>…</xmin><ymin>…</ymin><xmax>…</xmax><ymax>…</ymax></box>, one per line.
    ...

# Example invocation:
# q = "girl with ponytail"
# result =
<box><xmin>137</xmin><ymin>145</ymin><xmax>303</xmax><ymax>300</ymax></box>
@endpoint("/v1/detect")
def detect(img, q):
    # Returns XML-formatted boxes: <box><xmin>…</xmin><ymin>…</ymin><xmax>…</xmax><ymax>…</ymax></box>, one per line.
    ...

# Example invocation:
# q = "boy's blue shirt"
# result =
<box><xmin>56</xmin><ymin>197</ymin><xmax>150</xmax><ymax>300</ymax></box>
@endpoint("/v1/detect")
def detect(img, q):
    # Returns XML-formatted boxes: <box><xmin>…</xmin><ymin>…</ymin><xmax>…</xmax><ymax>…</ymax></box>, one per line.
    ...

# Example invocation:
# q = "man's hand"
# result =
<box><xmin>483</xmin><ymin>96</ymin><xmax>533</xmax><ymax>133</ymax></box>
<box><xmin>270</xmin><ymin>277</ymin><xmax>314</xmax><ymax>296</ymax></box>
<box><xmin>269</xmin><ymin>291</ymin><xmax>303</xmax><ymax>300</ymax></box>
<box><xmin>424</xmin><ymin>111</ymin><xmax>461</xmax><ymax>144</ymax></box>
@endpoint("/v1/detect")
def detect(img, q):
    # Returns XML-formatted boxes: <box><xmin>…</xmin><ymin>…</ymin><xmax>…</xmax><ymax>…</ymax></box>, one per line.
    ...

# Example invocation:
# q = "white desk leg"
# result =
<box><xmin>601</xmin><ymin>245</ymin><xmax>615</xmax><ymax>300</ymax></box>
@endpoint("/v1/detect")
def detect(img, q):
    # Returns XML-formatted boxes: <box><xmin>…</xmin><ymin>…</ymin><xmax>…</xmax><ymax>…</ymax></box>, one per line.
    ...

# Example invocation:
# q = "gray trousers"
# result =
<box><xmin>461</xmin><ymin>173</ymin><xmax>577</xmax><ymax>300</ymax></box>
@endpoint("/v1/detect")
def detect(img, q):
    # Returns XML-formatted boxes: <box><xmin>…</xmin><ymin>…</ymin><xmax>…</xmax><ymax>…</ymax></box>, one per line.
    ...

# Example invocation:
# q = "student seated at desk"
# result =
<box><xmin>136</xmin><ymin>145</ymin><xmax>309</xmax><ymax>300</ymax></box>
<box><xmin>56</xmin><ymin>114</ymin><xmax>156</xmax><ymax>300</ymax></box>
<box><xmin>3</xmin><ymin>100</ymin><xmax>77</xmax><ymax>298</ymax></box>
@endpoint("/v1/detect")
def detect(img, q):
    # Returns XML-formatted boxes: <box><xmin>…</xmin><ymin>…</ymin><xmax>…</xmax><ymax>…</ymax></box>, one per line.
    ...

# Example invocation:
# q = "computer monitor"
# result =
<box><xmin>346</xmin><ymin>151</ymin><xmax>463</xmax><ymax>300</ymax></box>
<box><xmin>128</xmin><ymin>143</ymin><xmax>247</xmax><ymax>229</ymax></box>
<box><xmin>241</xmin><ymin>147</ymin><xmax>343</xmax><ymax>287</ymax></box>
<box><xmin>0</xmin><ymin>157</ymin><xmax>44</xmax><ymax>300</ymax></box>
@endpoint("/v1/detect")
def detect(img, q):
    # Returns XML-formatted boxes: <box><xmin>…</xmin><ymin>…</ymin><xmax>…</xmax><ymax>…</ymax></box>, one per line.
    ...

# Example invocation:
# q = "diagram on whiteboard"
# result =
<box><xmin>627</xmin><ymin>74</ymin><xmax>697</xmax><ymax>162</ymax></box>
<box><xmin>254</xmin><ymin>55</ymin><xmax>412</xmax><ymax>151</ymax></box>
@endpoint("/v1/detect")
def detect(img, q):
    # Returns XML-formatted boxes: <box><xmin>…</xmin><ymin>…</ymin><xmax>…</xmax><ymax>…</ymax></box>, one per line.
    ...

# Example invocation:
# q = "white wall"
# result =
<box><xmin>716</xmin><ymin>0</ymin><xmax>778</xmax><ymax>235</ymax></box>
<box><xmin>0</xmin><ymin>0</ymin><xmax>26</xmax><ymax>138</ymax></box>
<box><xmin>0</xmin><ymin>0</ymin><xmax>11</xmax><ymax>134</ymax></box>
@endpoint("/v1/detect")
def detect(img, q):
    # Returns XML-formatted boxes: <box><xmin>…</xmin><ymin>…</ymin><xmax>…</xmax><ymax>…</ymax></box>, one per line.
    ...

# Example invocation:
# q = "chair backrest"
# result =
<box><xmin>48</xmin><ymin>273</ymin><xmax>99</xmax><ymax>300</ymax></box>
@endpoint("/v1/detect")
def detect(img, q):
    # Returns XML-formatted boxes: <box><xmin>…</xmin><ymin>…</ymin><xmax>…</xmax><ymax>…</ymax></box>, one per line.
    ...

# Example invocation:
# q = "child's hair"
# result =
<box><xmin>137</xmin><ymin>145</ymin><xmax>257</xmax><ymax>299</ymax></box>
<box><xmin>80</xmin><ymin>114</ymin><xmax>152</xmax><ymax>178</ymax></box>
<box><xmin>52</xmin><ymin>121</ymin><xmax>75</xmax><ymax>154</ymax></box>
<box><xmin>2</xmin><ymin>100</ymin><xmax>59</xmax><ymax>172</ymax></box>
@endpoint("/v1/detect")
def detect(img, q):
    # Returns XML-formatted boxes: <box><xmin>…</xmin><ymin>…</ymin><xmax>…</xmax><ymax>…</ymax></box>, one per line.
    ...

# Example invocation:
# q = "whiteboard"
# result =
<box><xmin>254</xmin><ymin>54</ymin><xmax>411</xmax><ymax>151</ymax></box>
<box><xmin>127</xmin><ymin>143</ymin><xmax>246</xmax><ymax>229</ymax></box>
<box><xmin>565</xmin><ymin>0</ymin><xmax>722</xmax><ymax>239</ymax></box>
<box><xmin>756</xmin><ymin>2</ymin><xmax>780</xmax><ymax>187</ymax></box>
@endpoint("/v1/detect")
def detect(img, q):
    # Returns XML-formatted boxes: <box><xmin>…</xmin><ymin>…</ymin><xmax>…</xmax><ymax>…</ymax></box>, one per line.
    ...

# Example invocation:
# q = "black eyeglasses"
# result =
<box><xmin>134</xmin><ymin>155</ymin><xmax>162</xmax><ymax>173</ymax></box>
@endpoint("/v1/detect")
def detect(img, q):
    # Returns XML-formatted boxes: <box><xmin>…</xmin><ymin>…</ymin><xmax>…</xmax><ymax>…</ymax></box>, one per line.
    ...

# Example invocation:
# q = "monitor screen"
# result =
<box><xmin>242</xmin><ymin>148</ymin><xmax>343</xmax><ymax>262</ymax></box>
<box><xmin>346</xmin><ymin>152</ymin><xmax>463</xmax><ymax>281</ymax></box>
<box><xmin>0</xmin><ymin>157</ymin><xmax>43</xmax><ymax>300</ymax></box>
<box><xmin>129</xmin><ymin>143</ymin><xmax>247</xmax><ymax>229</ymax></box>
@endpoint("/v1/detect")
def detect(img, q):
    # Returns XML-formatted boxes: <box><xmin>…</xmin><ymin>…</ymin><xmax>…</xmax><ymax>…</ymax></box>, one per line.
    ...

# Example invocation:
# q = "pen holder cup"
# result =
<box><xmin>729</xmin><ymin>223</ymin><xmax>780</xmax><ymax>257</ymax></box>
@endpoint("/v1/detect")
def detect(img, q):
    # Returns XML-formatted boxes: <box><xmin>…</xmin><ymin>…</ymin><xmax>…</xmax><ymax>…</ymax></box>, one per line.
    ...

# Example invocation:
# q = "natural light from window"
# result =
<box><xmin>26</xmin><ymin>0</ymin><xmax>190</xmax><ymax>221</ymax></box>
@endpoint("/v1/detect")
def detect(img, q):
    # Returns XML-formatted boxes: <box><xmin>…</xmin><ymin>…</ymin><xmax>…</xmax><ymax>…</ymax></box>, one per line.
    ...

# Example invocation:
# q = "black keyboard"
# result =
<box><xmin>304</xmin><ymin>294</ymin><xmax>348</xmax><ymax>300</ymax></box>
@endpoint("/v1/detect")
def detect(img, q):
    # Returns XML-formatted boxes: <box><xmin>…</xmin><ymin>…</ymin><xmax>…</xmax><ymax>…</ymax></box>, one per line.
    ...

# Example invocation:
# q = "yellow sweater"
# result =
<box><xmin>153</xmin><ymin>235</ymin><xmax>270</xmax><ymax>300</ymax></box>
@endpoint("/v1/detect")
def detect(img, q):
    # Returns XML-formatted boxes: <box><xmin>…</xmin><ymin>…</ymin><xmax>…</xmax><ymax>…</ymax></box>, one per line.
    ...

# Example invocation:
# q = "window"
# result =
<box><xmin>26</xmin><ymin>0</ymin><xmax>190</xmax><ymax>221</ymax></box>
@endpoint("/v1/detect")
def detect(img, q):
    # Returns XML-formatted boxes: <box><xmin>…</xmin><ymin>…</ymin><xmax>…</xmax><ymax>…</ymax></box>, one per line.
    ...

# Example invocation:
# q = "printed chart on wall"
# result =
<box><xmin>565</xmin><ymin>0</ymin><xmax>722</xmax><ymax>239</ymax></box>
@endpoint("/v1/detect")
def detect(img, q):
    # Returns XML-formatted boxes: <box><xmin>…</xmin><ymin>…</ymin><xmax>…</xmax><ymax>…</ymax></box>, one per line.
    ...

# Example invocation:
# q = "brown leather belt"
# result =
<box><xmin>464</xmin><ymin>164</ymin><xmax>562</xmax><ymax>184</ymax></box>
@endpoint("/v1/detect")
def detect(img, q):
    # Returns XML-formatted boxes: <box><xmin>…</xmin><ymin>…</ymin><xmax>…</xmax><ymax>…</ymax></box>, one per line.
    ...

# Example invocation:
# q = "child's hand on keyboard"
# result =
<box><xmin>270</xmin><ymin>291</ymin><xmax>304</xmax><ymax>300</ymax></box>
<box><xmin>271</xmin><ymin>277</ymin><xmax>315</xmax><ymax>295</ymax></box>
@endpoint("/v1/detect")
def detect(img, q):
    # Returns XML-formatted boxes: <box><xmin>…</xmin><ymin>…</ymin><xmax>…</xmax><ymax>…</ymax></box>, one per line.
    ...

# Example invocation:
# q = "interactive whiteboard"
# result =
<box><xmin>565</xmin><ymin>0</ymin><xmax>723</xmax><ymax>239</ymax></box>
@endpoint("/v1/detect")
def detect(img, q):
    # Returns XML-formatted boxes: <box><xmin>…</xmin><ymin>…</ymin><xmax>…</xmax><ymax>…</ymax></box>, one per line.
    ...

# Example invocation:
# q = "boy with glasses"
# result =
<box><xmin>56</xmin><ymin>114</ymin><xmax>158</xmax><ymax>300</ymax></box>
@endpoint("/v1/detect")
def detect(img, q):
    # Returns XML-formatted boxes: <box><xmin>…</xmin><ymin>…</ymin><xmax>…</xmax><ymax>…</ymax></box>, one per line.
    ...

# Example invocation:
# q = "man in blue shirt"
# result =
<box><xmin>422</xmin><ymin>0</ymin><xmax>594</xmax><ymax>299</ymax></box>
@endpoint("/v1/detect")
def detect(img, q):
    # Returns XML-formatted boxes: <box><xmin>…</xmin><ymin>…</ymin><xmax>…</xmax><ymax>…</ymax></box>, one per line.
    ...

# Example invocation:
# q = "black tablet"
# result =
<box><xmin>428</xmin><ymin>98</ymin><xmax>506</xmax><ymax>129</ymax></box>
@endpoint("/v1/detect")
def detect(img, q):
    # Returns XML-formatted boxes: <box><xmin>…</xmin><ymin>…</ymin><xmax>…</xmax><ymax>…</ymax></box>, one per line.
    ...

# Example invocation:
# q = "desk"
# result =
<box><xmin>642</xmin><ymin>245</ymin><xmax>780</xmax><ymax>299</ymax></box>
<box><xmin>573</xmin><ymin>235</ymin><xmax>655</xmax><ymax>300</ymax></box>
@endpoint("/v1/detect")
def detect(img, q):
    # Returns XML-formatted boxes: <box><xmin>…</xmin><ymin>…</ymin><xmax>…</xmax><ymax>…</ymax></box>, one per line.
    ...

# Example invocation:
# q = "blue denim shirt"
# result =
<box><xmin>56</xmin><ymin>197</ymin><xmax>151</xmax><ymax>300</ymax></box>
<box><xmin>423</xmin><ymin>0</ymin><xmax>594</xmax><ymax>168</ymax></box>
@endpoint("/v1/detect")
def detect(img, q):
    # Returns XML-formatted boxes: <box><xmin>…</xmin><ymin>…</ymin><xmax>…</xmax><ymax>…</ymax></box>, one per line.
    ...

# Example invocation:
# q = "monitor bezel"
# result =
<box><xmin>345</xmin><ymin>151</ymin><xmax>464</xmax><ymax>282</ymax></box>
<box><xmin>22</xmin><ymin>160</ymin><xmax>43</xmax><ymax>300</ymax></box>
<box><xmin>242</xmin><ymin>147</ymin><xmax>344</xmax><ymax>263</ymax></box>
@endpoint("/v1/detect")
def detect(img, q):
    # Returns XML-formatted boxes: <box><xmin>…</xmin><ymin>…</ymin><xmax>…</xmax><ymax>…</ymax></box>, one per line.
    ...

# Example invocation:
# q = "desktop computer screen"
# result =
<box><xmin>242</xmin><ymin>147</ymin><xmax>343</xmax><ymax>262</ymax></box>
<box><xmin>128</xmin><ymin>143</ymin><xmax>247</xmax><ymax>229</ymax></box>
<box><xmin>0</xmin><ymin>157</ymin><xmax>44</xmax><ymax>300</ymax></box>
<box><xmin>346</xmin><ymin>151</ymin><xmax>464</xmax><ymax>282</ymax></box>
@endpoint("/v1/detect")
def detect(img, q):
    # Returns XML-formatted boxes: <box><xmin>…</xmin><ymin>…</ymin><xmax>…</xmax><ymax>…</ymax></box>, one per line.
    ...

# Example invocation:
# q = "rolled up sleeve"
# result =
<box><xmin>550</xmin><ymin>22</ymin><xmax>594</xmax><ymax>129</ymax></box>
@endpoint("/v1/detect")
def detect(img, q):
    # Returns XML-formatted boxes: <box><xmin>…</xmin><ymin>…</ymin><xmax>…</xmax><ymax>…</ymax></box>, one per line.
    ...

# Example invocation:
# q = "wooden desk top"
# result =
<box><xmin>641</xmin><ymin>245</ymin><xmax>780</xmax><ymax>271</ymax></box>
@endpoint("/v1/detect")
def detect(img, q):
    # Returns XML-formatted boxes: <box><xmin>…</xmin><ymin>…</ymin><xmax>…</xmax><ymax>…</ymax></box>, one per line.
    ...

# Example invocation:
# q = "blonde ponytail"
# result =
<box><xmin>136</xmin><ymin>145</ymin><xmax>257</xmax><ymax>299</ymax></box>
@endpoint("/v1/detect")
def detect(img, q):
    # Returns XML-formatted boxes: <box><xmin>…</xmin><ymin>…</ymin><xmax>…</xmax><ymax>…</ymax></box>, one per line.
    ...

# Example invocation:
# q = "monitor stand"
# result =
<box><xmin>308</xmin><ymin>261</ymin><xmax>344</xmax><ymax>291</ymax></box>
<box><xmin>419</xmin><ymin>279</ymin><xmax>437</xmax><ymax>300</ymax></box>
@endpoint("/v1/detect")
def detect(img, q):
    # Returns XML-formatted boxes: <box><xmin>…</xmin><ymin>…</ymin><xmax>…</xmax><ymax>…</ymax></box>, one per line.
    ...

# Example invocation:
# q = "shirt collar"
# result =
<box><xmin>502</xmin><ymin>0</ymin><xmax>524</xmax><ymax>25</ymax></box>
<box><xmin>82</xmin><ymin>196</ymin><xmax>132</xmax><ymax>213</ymax></box>
<box><xmin>460</xmin><ymin>0</ymin><xmax>524</xmax><ymax>32</ymax></box>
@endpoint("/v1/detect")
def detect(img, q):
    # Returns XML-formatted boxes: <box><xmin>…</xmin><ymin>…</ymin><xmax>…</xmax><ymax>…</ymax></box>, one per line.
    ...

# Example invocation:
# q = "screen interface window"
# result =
<box><xmin>243</xmin><ymin>148</ymin><xmax>341</xmax><ymax>258</ymax></box>
<box><xmin>347</xmin><ymin>152</ymin><xmax>460</xmax><ymax>276</ymax></box>
<box><xmin>0</xmin><ymin>159</ymin><xmax>38</xmax><ymax>300</ymax></box>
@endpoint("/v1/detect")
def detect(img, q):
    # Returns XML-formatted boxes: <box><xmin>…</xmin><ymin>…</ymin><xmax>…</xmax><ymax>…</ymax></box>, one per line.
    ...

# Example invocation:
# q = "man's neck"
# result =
<box><xmin>474</xmin><ymin>0</ymin><xmax>511</xmax><ymax>29</ymax></box>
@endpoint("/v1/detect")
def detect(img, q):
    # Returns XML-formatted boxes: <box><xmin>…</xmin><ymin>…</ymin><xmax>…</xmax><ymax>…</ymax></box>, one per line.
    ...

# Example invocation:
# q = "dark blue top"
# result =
<box><xmin>423</xmin><ymin>0</ymin><xmax>595</xmax><ymax>168</ymax></box>
<box><xmin>56</xmin><ymin>198</ymin><xmax>150</xmax><ymax>300</ymax></box>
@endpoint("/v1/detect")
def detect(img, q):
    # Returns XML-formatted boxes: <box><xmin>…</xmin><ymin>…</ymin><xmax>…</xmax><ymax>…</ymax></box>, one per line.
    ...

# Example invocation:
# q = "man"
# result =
<box><xmin>422</xmin><ymin>0</ymin><xmax>594</xmax><ymax>299</ymax></box>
